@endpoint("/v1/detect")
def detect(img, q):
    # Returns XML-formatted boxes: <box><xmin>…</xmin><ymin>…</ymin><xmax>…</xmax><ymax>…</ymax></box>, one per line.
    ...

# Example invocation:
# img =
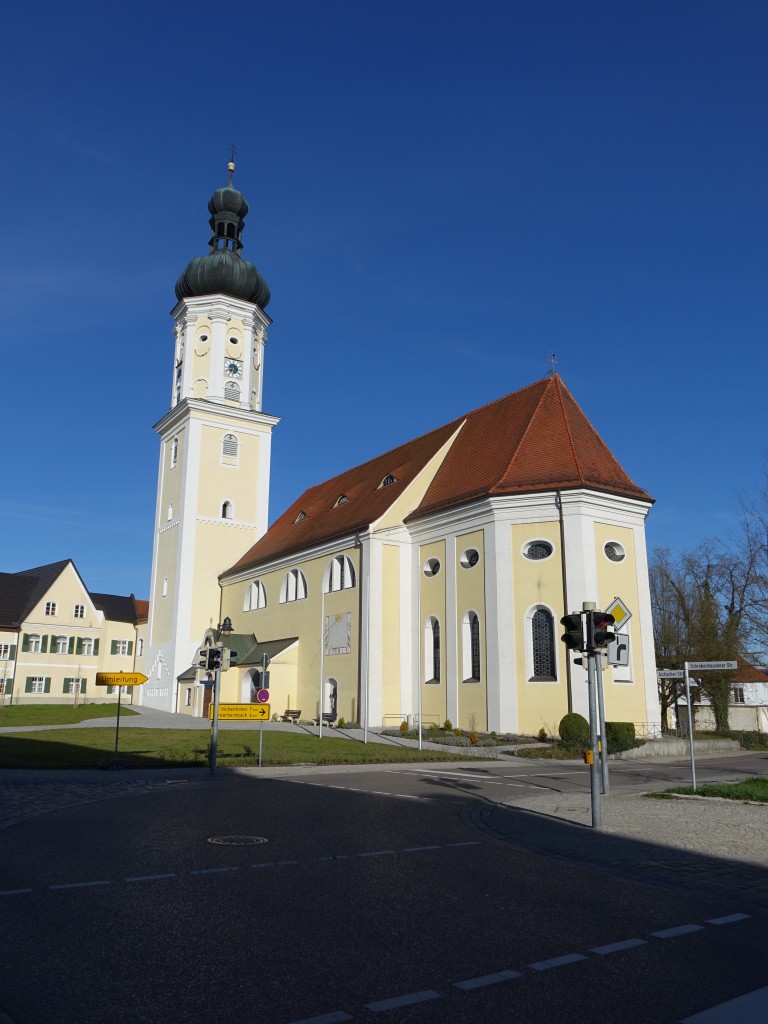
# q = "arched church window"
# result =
<box><xmin>325</xmin><ymin>555</ymin><xmax>356</xmax><ymax>593</ymax></box>
<box><xmin>424</xmin><ymin>617</ymin><xmax>441</xmax><ymax>683</ymax></box>
<box><xmin>280</xmin><ymin>569</ymin><xmax>308</xmax><ymax>604</ymax></box>
<box><xmin>462</xmin><ymin>611</ymin><xmax>481</xmax><ymax>681</ymax></box>
<box><xmin>222</xmin><ymin>501</ymin><xmax>233</xmax><ymax>520</ymax></box>
<box><xmin>531</xmin><ymin>608</ymin><xmax>556</xmax><ymax>681</ymax></box>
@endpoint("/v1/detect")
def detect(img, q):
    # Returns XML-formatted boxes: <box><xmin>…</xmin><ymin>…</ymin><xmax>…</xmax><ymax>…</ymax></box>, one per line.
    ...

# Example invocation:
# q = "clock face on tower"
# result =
<box><xmin>225</xmin><ymin>360</ymin><xmax>242</xmax><ymax>379</ymax></box>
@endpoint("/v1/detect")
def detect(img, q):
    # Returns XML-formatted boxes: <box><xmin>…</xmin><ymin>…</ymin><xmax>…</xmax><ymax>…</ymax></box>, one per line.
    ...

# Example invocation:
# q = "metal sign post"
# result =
<box><xmin>595</xmin><ymin>653</ymin><xmax>609</xmax><ymax>796</ymax></box>
<box><xmin>582</xmin><ymin>601</ymin><xmax>601</xmax><ymax>829</ymax></box>
<box><xmin>209</xmin><ymin>657</ymin><xmax>222</xmax><ymax>774</ymax></box>
<box><xmin>681</xmin><ymin>660</ymin><xmax>737</xmax><ymax>793</ymax></box>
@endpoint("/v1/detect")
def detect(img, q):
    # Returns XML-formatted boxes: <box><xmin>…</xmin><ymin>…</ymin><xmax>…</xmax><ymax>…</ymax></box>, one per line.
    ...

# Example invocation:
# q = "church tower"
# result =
<box><xmin>144</xmin><ymin>162</ymin><xmax>279</xmax><ymax>711</ymax></box>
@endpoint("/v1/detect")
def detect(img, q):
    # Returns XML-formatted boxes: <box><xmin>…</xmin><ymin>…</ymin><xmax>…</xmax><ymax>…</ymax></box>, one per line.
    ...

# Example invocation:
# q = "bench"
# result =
<box><xmin>315</xmin><ymin>712</ymin><xmax>337</xmax><ymax>727</ymax></box>
<box><xmin>281</xmin><ymin>709</ymin><xmax>301</xmax><ymax>723</ymax></box>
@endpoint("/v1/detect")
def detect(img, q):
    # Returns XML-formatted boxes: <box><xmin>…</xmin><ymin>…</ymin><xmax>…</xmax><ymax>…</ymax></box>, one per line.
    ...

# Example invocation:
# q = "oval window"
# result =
<box><xmin>423</xmin><ymin>558</ymin><xmax>441</xmax><ymax>578</ymax></box>
<box><xmin>604</xmin><ymin>542</ymin><xmax>626</xmax><ymax>563</ymax></box>
<box><xmin>460</xmin><ymin>549</ymin><xmax>480</xmax><ymax>568</ymax></box>
<box><xmin>524</xmin><ymin>541</ymin><xmax>553</xmax><ymax>561</ymax></box>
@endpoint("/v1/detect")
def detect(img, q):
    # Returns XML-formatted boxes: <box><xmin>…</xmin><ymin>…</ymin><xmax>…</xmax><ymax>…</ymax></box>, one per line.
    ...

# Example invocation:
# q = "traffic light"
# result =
<box><xmin>197</xmin><ymin>647</ymin><xmax>210</xmax><ymax>669</ymax></box>
<box><xmin>206</xmin><ymin>647</ymin><xmax>222</xmax><ymax>671</ymax></box>
<box><xmin>560</xmin><ymin>613</ymin><xmax>585</xmax><ymax>651</ymax></box>
<box><xmin>220</xmin><ymin>649</ymin><xmax>238</xmax><ymax>671</ymax></box>
<box><xmin>586</xmin><ymin>611</ymin><xmax>616</xmax><ymax>651</ymax></box>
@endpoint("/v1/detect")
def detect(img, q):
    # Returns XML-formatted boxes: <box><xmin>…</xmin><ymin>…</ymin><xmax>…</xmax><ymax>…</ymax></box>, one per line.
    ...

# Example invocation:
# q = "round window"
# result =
<box><xmin>604</xmin><ymin>542</ymin><xmax>626</xmax><ymax>563</ymax></box>
<box><xmin>524</xmin><ymin>540</ymin><xmax>553</xmax><ymax>561</ymax></box>
<box><xmin>423</xmin><ymin>558</ymin><xmax>441</xmax><ymax>578</ymax></box>
<box><xmin>460</xmin><ymin>549</ymin><xmax>480</xmax><ymax>568</ymax></box>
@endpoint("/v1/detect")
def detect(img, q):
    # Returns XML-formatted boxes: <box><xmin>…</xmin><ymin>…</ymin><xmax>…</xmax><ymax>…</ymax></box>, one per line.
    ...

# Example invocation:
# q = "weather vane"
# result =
<box><xmin>227</xmin><ymin>143</ymin><xmax>237</xmax><ymax>187</ymax></box>
<box><xmin>548</xmin><ymin>351</ymin><xmax>557</xmax><ymax>375</ymax></box>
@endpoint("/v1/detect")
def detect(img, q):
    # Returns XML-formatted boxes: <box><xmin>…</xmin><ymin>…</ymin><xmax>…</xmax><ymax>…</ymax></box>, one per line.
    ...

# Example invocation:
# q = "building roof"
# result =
<box><xmin>224</xmin><ymin>374</ymin><xmax>652</xmax><ymax>577</ymax></box>
<box><xmin>732</xmin><ymin>657</ymin><xmax>768</xmax><ymax>684</ymax></box>
<box><xmin>0</xmin><ymin>560</ymin><xmax>147</xmax><ymax>628</ymax></box>
<box><xmin>177</xmin><ymin>635</ymin><xmax>297</xmax><ymax>680</ymax></box>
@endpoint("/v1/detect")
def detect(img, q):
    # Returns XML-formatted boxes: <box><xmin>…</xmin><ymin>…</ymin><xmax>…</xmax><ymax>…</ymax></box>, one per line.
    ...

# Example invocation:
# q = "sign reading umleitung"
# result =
<box><xmin>95</xmin><ymin>673</ymin><xmax>148</xmax><ymax>687</ymax></box>
<box><xmin>209</xmin><ymin>703</ymin><xmax>270</xmax><ymax>721</ymax></box>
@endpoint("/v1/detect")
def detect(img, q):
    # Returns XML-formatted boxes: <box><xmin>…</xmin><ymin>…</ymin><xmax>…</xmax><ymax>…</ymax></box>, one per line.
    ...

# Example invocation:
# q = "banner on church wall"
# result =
<box><xmin>325</xmin><ymin>613</ymin><xmax>351</xmax><ymax>656</ymax></box>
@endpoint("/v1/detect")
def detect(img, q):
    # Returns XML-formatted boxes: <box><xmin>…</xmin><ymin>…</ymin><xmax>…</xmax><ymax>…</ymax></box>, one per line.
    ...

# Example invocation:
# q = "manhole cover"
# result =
<box><xmin>207</xmin><ymin>835</ymin><xmax>268</xmax><ymax>846</ymax></box>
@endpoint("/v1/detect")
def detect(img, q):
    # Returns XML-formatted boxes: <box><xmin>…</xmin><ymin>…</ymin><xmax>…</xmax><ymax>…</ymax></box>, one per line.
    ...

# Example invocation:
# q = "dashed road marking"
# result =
<box><xmin>0</xmin><ymin>888</ymin><xmax>32</xmax><ymax>897</ymax></box>
<box><xmin>652</xmin><ymin>924</ymin><xmax>704</xmax><ymax>939</ymax></box>
<box><xmin>529</xmin><ymin>952</ymin><xmax>587</xmax><ymax>971</ymax></box>
<box><xmin>125</xmin><ymin>873</ymin><xmax>176</xmax><ymax>882</ymax></box>
<box><xmin>356</xmin><ymin>850</ymin><xmax>395</xmax><ymax>858</ymax></box>
<box><xmin>591</xmin><ymin>938</ymin><xmax>647</xmax><ymax>955</ymax></box>
<box><xmin>365</xmin><ymin>989</ymin><xmax>442</xmax><ymax>1012</ymax></box>
<box><xmin>454</xmin><ymin>969</ymin><xmax>522</xmax><ymax>990</ymax></box>
<box><xmin>706</xmin><ymin>913</ymin><xmax>751</xmax><ymax>926</ymax></box>
<box><xmin>287</xmin><ymin>1012</ymin><xmax>353</xmax><ymax>1024</ymax></box>
<box><xmin>49</xmin><ymin>880</ymin><xmax>111</xmax><ymax>891</ymax></box>
<box><xmin>191</xmin><ymin>866</ymin><xmax>239</xmax><ymax>875</ymax></box>
<box><xmin>403</xmin><ymin>845</ymin><xmax>440</xmax><ymax>852</ymax></box>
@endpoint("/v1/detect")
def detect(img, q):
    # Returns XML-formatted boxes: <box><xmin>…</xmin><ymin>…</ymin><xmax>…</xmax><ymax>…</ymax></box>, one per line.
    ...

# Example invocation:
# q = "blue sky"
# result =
<box><xmin>2</xmin><ymin>0</ymin><xmax>766</xmax><ymax>597</ymax></box>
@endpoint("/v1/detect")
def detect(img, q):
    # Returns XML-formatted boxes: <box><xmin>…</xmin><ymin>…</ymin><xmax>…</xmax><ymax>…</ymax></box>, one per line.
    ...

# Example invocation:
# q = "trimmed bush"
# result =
<box><xmin>558</xmin><ymin>712</ymin><xmax>589</xmax><ymax>746</ymax></box>
<box><xmin>604</xmin><ymin>721</ymin><xmax>636</xmax><ymax>752</ymax></box>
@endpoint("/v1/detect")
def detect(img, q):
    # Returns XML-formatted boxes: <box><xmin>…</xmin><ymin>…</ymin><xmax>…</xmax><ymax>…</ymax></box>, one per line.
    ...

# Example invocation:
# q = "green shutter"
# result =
<box><xmin>9</xmin><ymin>644</ymin><xmax>16</xmax><ymax>660</ymax></box>
<box><xmin>80</xmin><ymin>679</ymin><xmax>86</xmax><ymax>693</ymax></box>
<box><xmin>41</xmin><ymin>635</ymin><xmax>48</xmax><ymax>654</ymax></box>
<box><xmin>111</xmin><ymin>640</ymin><xmax>117</xmax><ymax>656</ymax></box>
<box><xmin>22</xmin><ymin>634</ymin><xmax>29</xmax><ymax>652</ymax></box>
<box><xmin>107</xmin><ymin>685</ymin><xmax>114</xmax><ymax>695</ymax></box>
<box><xmin>76</xmin><ymin>637</ymin><xmax>83</xmax><ymax>655</ymax></box>
<box><xmin>44</xmin><ymin>678</ymin><xmax>51</xmax><ymax>693</ymax></box>
<box><xmin>4</xmin><ymin>678</ymin><xmax>12</xmax><ymax>694</ymax></box>
<box><xmin>68</xmin><ymin>637</ymin><xmax>75</xmax><ymax>655</ymax></box>
<box><xmin>63</xmin><ymin>678</ymin><xmax>71</xmax><ymax>694</ymax></box>
<box><xmin>127</xmin><ymin>641</ymin><xmax>133</xmax><ymax>656</ymax></box>
<box><xmin>94</xmin><ymin>639</ymin><xmax>99</xmax><ymax>656</ymax></box>
<box><xmin>25</xmin><ymin>677</ymin><xmax>33</xmax><ymax>693</ymax></box>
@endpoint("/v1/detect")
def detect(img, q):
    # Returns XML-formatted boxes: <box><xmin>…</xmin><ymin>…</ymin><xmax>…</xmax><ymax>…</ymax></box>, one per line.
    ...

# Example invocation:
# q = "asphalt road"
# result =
<box><xmin>1</xmin><ymin>763</ymin><xmax>767</xmax><ymax>1024</ymax></box>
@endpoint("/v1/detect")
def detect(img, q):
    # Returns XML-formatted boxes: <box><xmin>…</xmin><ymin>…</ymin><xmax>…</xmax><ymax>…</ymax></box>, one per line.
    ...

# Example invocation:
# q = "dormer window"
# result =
<box><xmin>379</xmin><ymin>474</ymin><xmax>397</xmax><ymax>488</ymax></box>
<box><xmin>294</xmin><ymin>511</ymin><xmax>308</xmax><ymax>523</ymax></box>
<box><xmin>334</xmin><ymin>495</ymin><xmax>350</xmax><ymax>508</ymax></box>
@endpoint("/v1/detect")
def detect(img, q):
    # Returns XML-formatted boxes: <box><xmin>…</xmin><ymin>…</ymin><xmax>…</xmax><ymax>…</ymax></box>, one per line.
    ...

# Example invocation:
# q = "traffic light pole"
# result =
<box><xmin>209</xmin><ymin>656</ymin><xmax>222</xmax><ymax>774</ymax></box>
<box><xmin>595</xmin><ymin>653</ymin><xmax>609</xmax><ymax>796</ymax></box>
<box><xmin>586</xmin><ymin>650</ymin><xmax>602</xmax><ymax>828</ymax></box>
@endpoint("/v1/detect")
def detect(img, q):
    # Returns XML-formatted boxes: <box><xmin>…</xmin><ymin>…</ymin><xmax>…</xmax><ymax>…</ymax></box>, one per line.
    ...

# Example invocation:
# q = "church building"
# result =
<box><xmin>144</xmin><ymin>168</ymin><xmax>661</xmax><ymax>736</ymax></box>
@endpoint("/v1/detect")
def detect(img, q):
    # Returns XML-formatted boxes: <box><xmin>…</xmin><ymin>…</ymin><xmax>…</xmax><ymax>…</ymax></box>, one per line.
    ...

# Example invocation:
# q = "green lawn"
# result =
<box><xmin>0</xmin><ymin>704</ymin><xmax>139</xmax><ymax>727</ymax></box>
<box><xmin>654</xmin><ymin>777</ymin><xmax>768</xmax><ymax>803</ymax></box>
<box><xmin>0</xmin><ymin>727</ymin><xmax>475</xmax><ymax>769</ymax></box>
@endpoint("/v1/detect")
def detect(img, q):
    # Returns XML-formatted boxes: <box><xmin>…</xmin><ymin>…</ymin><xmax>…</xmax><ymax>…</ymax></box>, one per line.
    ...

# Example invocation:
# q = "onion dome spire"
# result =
<box><xmin>175</xmin><ymin>156</ymin><xmax>270</xmax><ymax>309</ymax></box>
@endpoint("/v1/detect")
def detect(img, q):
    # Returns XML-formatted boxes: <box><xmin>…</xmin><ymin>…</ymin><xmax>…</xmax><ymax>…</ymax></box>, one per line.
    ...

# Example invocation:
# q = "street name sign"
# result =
<box><xmin>657</xmin><ymin>670</ymin><xmax>684</xmax><ymax>679</ymax></box>
<box><xmin>209</xmin><ymin>703</ymin><xmax>270</xmax><ymax>721</ymax></box>
<box><xmin>686</xmin><ymin>661</ymin><xmax>737</xmax><ymax>671</ymax></box>
<box><xmin>95</xmin><ymin>673</ymin><xmax>148</xmax><ymax>687</ymax></box>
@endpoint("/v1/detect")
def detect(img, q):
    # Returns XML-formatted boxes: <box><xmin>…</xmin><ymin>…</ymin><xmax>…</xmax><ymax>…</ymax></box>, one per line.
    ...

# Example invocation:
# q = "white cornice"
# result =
<box><xmin>171</xmin><ymin>293</ymin><xmax>273</xmax><ymax>329</ymax></box>
<box><xmin>221</xmin><ymin>529</ymin><xmax>371</xmax><ymax>585</ymax></box>
<box><xmin>153</xmin><ymin>398</ymin><xmax>280</xmax><ymax>437</ymax></box>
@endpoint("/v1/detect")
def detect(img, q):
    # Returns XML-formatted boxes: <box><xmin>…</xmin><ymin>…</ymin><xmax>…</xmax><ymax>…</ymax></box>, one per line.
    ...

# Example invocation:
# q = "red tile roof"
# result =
<box><xmin>223</xmin><ymin>375</ymin><xmax>651</xmax><ymax>578</ymax></box>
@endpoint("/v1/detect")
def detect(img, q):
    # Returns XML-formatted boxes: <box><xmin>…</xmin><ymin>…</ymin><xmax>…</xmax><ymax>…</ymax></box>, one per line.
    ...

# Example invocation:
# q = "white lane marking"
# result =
<box><xmin>191</xmin><ymin>867</ymin><xmax>239</xmax><ymax>875</ymax></box>
<box><xmin>356</xmin><ymin>850</ymin><xmax>395</xmax><ymax>858</ymax></box>
<box><xmin>0</xmin><ymin>888</ymin><xmax>33</xmax><ymax>896</ymax></box>
<box><xmin>125</xmin><ymin>873</ymin><xmax>176</xmax><ymax>882</ymax></box>
<box><xmin>365</xmin><ymin>990</ymin><xmax>442</xmax><ymax>1012</ymax></box>
<box><xmin>403</xmin><ymin>845</ymin><xmax>441</xmax><ymax>852</ymax></box>
<box><xmin>706</xmin><ymin>913</ymin><xmax>751</xmax><ymax>926</ymax></box>
<box><xmin>287</xmin><ymin>1012</ymin><xmax>353</xmax><ymax>1024</ymax></box>
<box><xmin>251</xmin><ymin>862</ymin><xmax>277</xmax><ymax>869</ymax></box>
<box><xmin>395</xmin><ymin>769</ymin><xmax>497</xmax><ymax>779</ymax></box>
<box><xmin>652</xmin><ymin>924</ymin><xmax>704</xmax><ymax>939</ymax></box>
<box><xmin>501</xmin><ymin>770</ymin><xmax>584</xmax><ymax>778</ymax></box>
<box><xmin>454</xmin><ymin>969</ymin><xmax>521</xmax><ymax>990</ymax></box>
<box><xmin>529</xmin><ymin>953</ymin><xmax>587</xmax><ymax>971</ymax></box>
<box><xmin>49</xmin><ymin>880</ymin><xmax>111</xmax><ymax>891</ymax></box>
<box><xmin>591</xmin><ymin>939</ymin><xmax>647</xmax><ymax>955</ymax></box>
<box><xmin>680</xmin><ymin>985</ymin><xmax>768</xmax><ymax>1023</ymax></box>
<box><xmin>446</xmin><ymin>841</ymin><xmax>481</xmax><ymax>848</ymax></box>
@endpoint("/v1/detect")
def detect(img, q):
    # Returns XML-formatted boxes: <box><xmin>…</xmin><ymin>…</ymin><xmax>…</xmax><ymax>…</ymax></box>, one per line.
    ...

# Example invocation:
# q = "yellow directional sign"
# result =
<box><xmin>210</xmin><ymin>703</ymin><xmax>271</xmax><ymax>721</ymax></box>
<box><xmin>95</xmin><ymin>673</ymin><xmax>148</xmax><ymax>687</ymax></box>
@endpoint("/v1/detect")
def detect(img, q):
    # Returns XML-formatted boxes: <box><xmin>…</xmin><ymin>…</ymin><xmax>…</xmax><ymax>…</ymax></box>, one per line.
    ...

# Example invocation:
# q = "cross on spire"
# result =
<box><xmin>227</xmin><ymin>143</ymin><xmax>237</xmax><ymax>187</ymax></box>
<box><xmin>548</xmin><ymin>351</ymin><xmax>557</xmax><ymax>375</ymax></box>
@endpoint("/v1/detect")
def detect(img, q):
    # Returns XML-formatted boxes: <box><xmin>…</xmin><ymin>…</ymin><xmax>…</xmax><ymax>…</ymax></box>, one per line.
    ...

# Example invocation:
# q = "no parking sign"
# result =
<box><xmin>256</xmin><ymin>688</ymin><xmax>270</xmax><ymax>703</ymax></box>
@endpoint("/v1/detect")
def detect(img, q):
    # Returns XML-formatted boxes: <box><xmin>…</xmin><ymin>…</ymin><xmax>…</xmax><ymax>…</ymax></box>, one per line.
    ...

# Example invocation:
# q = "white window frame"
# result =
<box><xmin>424</xmin><ymin>616</ymin><xmax>441</xmax><ymax>684</ymax></box>
<box><xmin>0</xmin><ymin>644</ymin><xmax>10</xmax><ymax>660</ymax></box>
<box><xmin>28</xmin><ymin>634</ymin><xmax>42</xmax><ymax>654</ymax></box>
<box><xmin>280</xmin><ymin>569</ymin><xmax>308</xmax><ymax>603</ymax></box>
<box><xmin>30</xmin><ymin>676</ymin><xmax>45</xmax><ymax>694</ymax></box>
<box><xmin>325</xmin><ymin>555</ymin><xmax>356</xmax><ymax>593</ymax></box>
<box><xmin>525</xmin><ymin>604</ymin><xmax>558</xmax><ymax>683</ymax></box>
<box><xmin>74</xmin><ymin>604</ymin><xmax>85</xmax><ymax>619</ymax></box>
<box><xmin>138</xmin><ymin>638</ymin><xmax>144</xmax><ymax>657</ymax></box>
<box><xmin>114</xmin><ymin>640</ymin><xmax>129</xmax><ymax>656</ymax></box>
<box><xmin>243</xmin><ymin>580</ymin><xmax>267</xmax><ymax>612</ymax></box>
<box><xmin>461</xmin><ymin>610</ymin><xmax>481</xmax><ymax>683</ymax></box>
<box><xmin>55</xmin><ymin>636</ymin><xmax>68</xmax><ymax>655</ymax></box>
<box><xmin>45</xmin><ymin>602</ymin><xmax>57</xmax><ymax>617</ymax></box>
<box><xmin>81</xmin><ymin>638</ymin><xmax>94</xmax><ymax>656</ymax></box>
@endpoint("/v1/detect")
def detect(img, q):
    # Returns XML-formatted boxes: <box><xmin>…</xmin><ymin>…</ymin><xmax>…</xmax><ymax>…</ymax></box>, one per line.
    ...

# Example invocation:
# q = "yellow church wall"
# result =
<box><xmin>593</xmin><ymin>522</ymin><xmax>649</xmax><ymax>724</ymax></box>
<box><xmin>419</xmin><ymin>540</ymin><xmax>446</xmax><ymax>726</ymax></box>
<box><xmin>195</xmin><ymin>424</ymin><xmax>262</xmax><ymax>521</ymax></box>
<box><xmin>380</xmin><ymin>544</ymin><xmax>401</xmax><ymax>722</ymax></box>
<box><xmin>510</xmin><ymin>522</ymin><xmax>570</xmax><ymax>736</ymax></box>
<box><xmin>151</xmin><ymin>530</ymin><xmax>180</xmax><ymax>639</ymax></box>
<box><xmin>220</xmin><ymin>547</ymin><xmax>362</xmax><ymax>724</ymax></box>
<box><xmin>454</xmin><ymin>530</ymin><xmax>487</xmax><ymax>731</ymax></box>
